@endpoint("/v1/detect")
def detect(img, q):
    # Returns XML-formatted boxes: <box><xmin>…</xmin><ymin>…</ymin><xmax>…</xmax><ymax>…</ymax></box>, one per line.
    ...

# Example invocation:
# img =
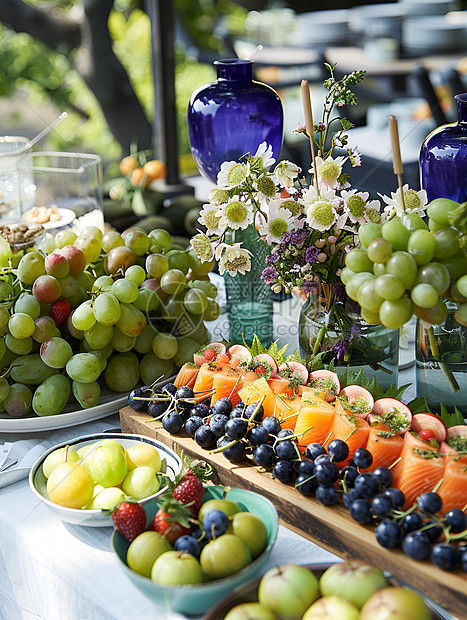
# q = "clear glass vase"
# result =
<box><xmin>298</xmin><ymin>284</ymin><xmax>399</xmax><ymax>389</ymax></box>
<box><xmin>416</xmin><ymin>308</ymin><xmax>467</xmax><ymax>414</ymax></box>
<box><xmin>223</xmin><ymin>225</ymin><xmax>273</xmax><ymax>346</ymax></box>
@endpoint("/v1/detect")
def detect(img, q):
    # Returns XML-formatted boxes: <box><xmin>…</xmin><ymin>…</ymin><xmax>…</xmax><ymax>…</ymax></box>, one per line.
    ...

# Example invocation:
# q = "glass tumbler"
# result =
<box><xmin>0</xmin><ymin>136</ymin><xmax>35</xmax><ymax>223</ymax></box>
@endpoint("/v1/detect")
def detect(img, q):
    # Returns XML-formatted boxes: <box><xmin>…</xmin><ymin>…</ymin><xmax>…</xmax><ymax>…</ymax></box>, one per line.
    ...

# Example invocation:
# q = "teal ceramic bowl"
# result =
<box><xmin>111</xmin><ymin>486</ymin><xmax>279</xmax><ymax>615</ymax></box>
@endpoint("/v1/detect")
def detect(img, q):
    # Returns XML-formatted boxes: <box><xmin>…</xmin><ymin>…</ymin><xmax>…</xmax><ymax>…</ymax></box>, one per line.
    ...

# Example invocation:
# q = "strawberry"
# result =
<box><xmin>111</xmin><ymin>501</ymin><xmax>146</xmax><ymax>542</ymax></box>
<box><xmin>203</xmin><ymin>347</ymin><xmax>217</xmax><ymax>361</ymax></box>
<box><xmin>147</xmin><ymin>496</ymin><xmax>192</xmax><ymax>544</ymax></box>
<box><xmin>169</xmin><ymin>455</ymin><xmax>213</xmax><ymax>516</ymax></box>
<box><xmin>49</xmin><ymin>299</ymin><xmax>71</xmax><ymax>327</ymax></box>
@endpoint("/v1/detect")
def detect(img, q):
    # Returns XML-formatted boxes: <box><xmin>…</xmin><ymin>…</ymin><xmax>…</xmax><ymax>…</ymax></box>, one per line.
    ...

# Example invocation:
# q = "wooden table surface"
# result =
<box><xmin>120</xmin><ymin>405</ymin><xmax>466</xmax><ymax>620</ymax></box>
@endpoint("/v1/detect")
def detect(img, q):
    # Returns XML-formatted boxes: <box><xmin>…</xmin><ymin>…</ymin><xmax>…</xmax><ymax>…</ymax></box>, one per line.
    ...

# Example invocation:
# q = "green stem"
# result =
<box><xmin>426</xmin><ymin>326</ymin><xmax>460</xmax><ymax>393</ymax></box>
<box><xmin>313</xmin><ymin>323</ymin><xmax>327</xmax><ymax>355</ymax></box>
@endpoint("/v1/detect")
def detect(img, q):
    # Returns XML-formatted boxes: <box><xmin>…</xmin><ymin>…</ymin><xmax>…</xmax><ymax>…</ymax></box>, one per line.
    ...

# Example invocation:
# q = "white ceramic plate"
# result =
<box><xmin>41</xmin><ymin>208</ymin><xmax>76</xmax><ymax>230</ymax></box>
<box><xmin>0</xmin><ymin>376</ymin><xmax>176</xmax><ymax>434</ymax></box>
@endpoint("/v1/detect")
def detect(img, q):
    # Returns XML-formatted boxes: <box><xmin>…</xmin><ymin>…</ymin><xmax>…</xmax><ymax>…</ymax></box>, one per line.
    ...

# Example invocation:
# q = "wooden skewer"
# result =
<box><xmin>301</xmin><ymin>80</ymin><xmax>319</xmax><ymax>191</ymax></box>
<box><xmin>388</xmin><ymin>114</ymin><xmax>406</xmax><ymax>212</ymax></box>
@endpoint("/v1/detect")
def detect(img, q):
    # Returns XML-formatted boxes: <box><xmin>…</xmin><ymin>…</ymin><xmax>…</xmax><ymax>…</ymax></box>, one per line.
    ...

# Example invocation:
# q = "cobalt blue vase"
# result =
<box><xmin>187</xmin><ymin>58</ymin><xmax>283</xmax><ymax>184</ymax></box>
<box><xmin>419</xmin><ymin>93</ymin><xmax>467</xmax><ymax>203</ymax></box>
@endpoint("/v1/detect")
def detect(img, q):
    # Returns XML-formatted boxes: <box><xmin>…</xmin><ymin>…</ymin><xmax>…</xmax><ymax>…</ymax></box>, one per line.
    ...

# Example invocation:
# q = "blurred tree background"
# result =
<box><xmin>0</xmin><ymin>0</ymin><xmax>248</xmax><ymax>176</ymax></box>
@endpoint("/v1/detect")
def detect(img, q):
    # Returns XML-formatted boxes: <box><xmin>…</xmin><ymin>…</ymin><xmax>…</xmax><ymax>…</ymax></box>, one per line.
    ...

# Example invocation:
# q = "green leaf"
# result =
<box><xmin>246</xmin><ymin>334</ymin><xmax>268</xmax><ymax>358</ymax></box>
<box><xmin>267</xmin><ymin>341</ymin><xmax>289</xmax><ymax>366</ymax></box>
<box><xmin>407</xmin><ymin>397</ymin><xmax>432</xmax><ymax>414</ymax></box>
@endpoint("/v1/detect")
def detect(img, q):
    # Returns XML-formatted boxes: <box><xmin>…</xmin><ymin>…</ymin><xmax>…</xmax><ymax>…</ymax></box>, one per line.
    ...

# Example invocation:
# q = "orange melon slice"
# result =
<box><xmin>192</xmin><ymin>363</ymin><xmax>219</xmax><ymax>400</ymax></box>
<box><xmin>276</xmin><ymin>394</ymin><xmax>302</xmax><ymax>430</ymax></box>
<box><xmin>437</xmin><ymin>441</ymin><xmax>467</xmax><ymax>513</ymax></box>
<box><xmin>238</xmin><ymin>378</ymin><xmax>290</xmax><ymax>420</ymax></box>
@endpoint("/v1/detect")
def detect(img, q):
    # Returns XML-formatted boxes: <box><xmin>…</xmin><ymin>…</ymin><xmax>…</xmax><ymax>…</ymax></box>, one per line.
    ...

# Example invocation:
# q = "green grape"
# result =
<box><xmin>93</xmin><ymin>293</ymin><xmax>121</xmax><ymax>326</ymax></box>
<box><xmin>104</xmin><ymin>352</ymin><xmax>139</xmax><ymax>392</ymax></box>
<box><xmin>344</xmin><ymin>248</ymin><xmax>374</xmax><ymax>273</ymax></box>
<box><xmin>339</xmin><ymin>267</ymin><xmax>356</xmax><ymax>285</ymax></box>
<box><xmin>10</xmin><ymin>353</ymin><xmax>59</xmax><ymax>384</ymax></box>
<box><xmin>8</xmin><ymin>313</ymin><xmax>35</xmax><ymax>339</ymax></box>
<box><xmin>373</xmin><ymin>263</ymin><xmax>386</xmax><ymax>276</ymax></box>
<box><xmin>0</xmin><ymin>306</ymin><xmax>9</xmax><ymax>335</ymax></box>
<box><xmin>183</xmin><ymin>288</ymin><xmax>209</xmax><ymax>314</ymax></box>
<box><xmin>382</xmin><ymin>220</ymin><xmax>410</xmax><ymax>251</ymax></box>
<box><xmin>454</xmin><ymin>303</ymin><xmax>467</xmax><ymax>326</ymax></box>
<box><xmin>357</xmin><ymin>279</ymin><xmax>384</xmax><ymax>313</ymax></box>
<box><xmin>92</xmin><ymin>275</ymin><xmax>114</xmax><ymax>292</ymax></box>
<box><xmin>74</xmin><ymin>233</ymin><xmax>102</xmax><ymax>263</ymax></box>
<box><xmin>116</xmin><ymin>303</ymin><xmax>147</xmax><ymax>337</ymax></box>
<box><xmin>0</xmin><ymin>280</ymin><xmax>14</xmax><ymax>302</ymax></box>
<box><xmin>83</xmin><ymin>340</ymin><xmax>113</xmax><ymax>359</ymax></box>
<box><xmin>5</xmin><ymin>334</ymin><xmax>33</xmax><ymax>355</ymax></box>
<box><xmin>88</xmin><ymin>350</ymin><xmax>108</xmax><ymax>372</ymax></box>
<box><xmin>202</xmin><ymin>299</ymin><xmax>221</xmax><ymax>322</ymax></box>
<box><xmin>345</xmin><ymin>272</ymin><xmax>375</xmax><ymax>301</ymax></box>
<box><xmin>81</xmin><ymin>226</ymin><xmax>103</xmax><ymax>242</ymax></box>
<box><xmin>125</xmin><ymin>265</ymin><xmax>146</xmax><ymax>286</ymax></box>
<box><xmin>440</xmin><ymin>253</ymin><xmax>467</xmax><ymax>280</ymax></box>
<box><xmin>358</xmin><ymin>222</ymin><xmax>383</xmax><ymax>248</ymax></box>
<box><xmin>165</xmin><ymin>250</ymin><xmax>190</xmax><ymax>275</ymax></box>
<box><xmin>17</xmin><ymin>252</ymin><xmax>46</xmax><ymax>285</ymax></box>
<box><xmin>414</xmin><ymin>299</ymin><xmax>448</xmax><ymax>325</ymax></box>
<box><xmin>407</xmin><ymin>229</ymin><xmax>437</xmax><ymax>266</ymax></box>
<box><xmin>102</xmin><ymin>231</ymin><xmax>124</xmax><ymax>253</ymax></box>
<box><xmin>33</xmin><ymin>316</ymin><xmax>56</xmax><ymax>343</ymax></box>
<box><xmin>384</xmin><ymin>251</ymin><xmax>418</xmax><ymax>289</ymax></box>
<box><xmin>66</xmin><ymin>353</ymin><xmax>102</xmax><ymax>383</ymax></box>
<box><xmin>360</xmin><ymin>307</ymin><xmax>381</xmax><ymax>325</ymax></box>
<box><xmin>449</xmin><ymin>280</ymin><xmax>467</xmax><ymax>303</ymax></box>
<box><xmin>173</xmin><ymin>336</ymin><xmax>201</xmax><ymax>366</ymax></box>
<box><xmin>149</xmin><ymin>229</ymin><xmax>172</xmax><ymax>253</ymax></box>
<box><xmin>139</xmin><ymin>352</ymin><xmax>174</xmax><ymax>386</ymax></box>
<box><xmin>411</xmin><ymin>283</ymin><xmax>439</xmax><ymax>308</ymax></box>
<box><xmin>433</xmin><ymin>228</ymin><xmax>460</xmax><ymax>260</ymax></box>
<box><xmin>375</xmin><ymin>274</ymin><xmax>405</xmax><ymax>300</ymax></box>
<box><xmin>72</xmin><ymin>380</ymin><xmax>100</xmax><ymax>409</ymax></box>
<box><xmin>125</xmin><ymin>230</ymin><xmax>150</xmax><ymax>256</ymax></box>
<box><xmin>0</xmin><ymin>236</ymin><xmax>12</xmax><ymax>267</ymax></box>
<box><xmin>152</xmin><ymin>332</ymin><xmax>178</xmax><ymax>360</ymax></box>
<box><xmin>77</xmin><ymin>271</ymin><xmax>95</xmax><ymax>292</ymax></box>
<box><xmin>159</xmin><ymin>269</ymin><xmax>187</xmax><ymax>295</ymax></box>
<box><xmin>32</xmin><ymin>374</ymin><xmax>71</xmax><ymax>416</ymax></box>
<box><xmin>4</xmin><ymin>383</ymin><xmax>32</xmax><ymax>418</ymax></box>
<box><xmin>57</xmin><ymin>275</ymin><xmax>78</xmax><ymax>299</ymax></box>
<box><xmin>38</xmin><ymin>236</ymin><xmax>57</xmax><ymax>255</ymax></box>
<box><xmin>134</xmin><ymin>324</ymin><xmax>157</xmax><ymax>354</ymax></box>
<box><xmin>73</xmin><ymin>301</ymin><xmax>97</xmax><ymax>331</ymax></box>
<box><xmin>133</xmin><ymin>288</ymin><xmax>159</xmax><ymax>313</ymax></box>
<box><xmin>186</xmin><ymin>248</ymin><xmax>214</xmax><ymax>276</ymax></box>
<box><xmin>0</xmin><ymin>338</ymin><xmax>5</xmax><ymax>361</ymax></box>
<box><xmin>84</xmin><ymin>322</ymin><xmax>114</xmax><ymax>350</ymax></box>
<box><xmin>146</xmin><ymin>254</ymin><xmax>169</xmax><ymax>279</ymax></box>
<box><xmin>187</xmin><ymin>280</ymin><xmax>217</xmax><ymax>299</ymax></box>
<box><xmin>400</xmin><ymin>212</ymin><xmax>428</xmax><ymax>232</ymax></box>
<box><xmin>415</xmin><ymin>262</ymin><xmax>450</xmax><ymax>295</ymax></box>
<box><xmin>14</xmin><ymin>293</ymin><xmax>41</xmax><ymax>320</ymax></box>
<box><xmin>457</xmin><ymin>273</ymin><xmax>467</xmax><ymax>297</ymax></box>
<box><xmin>55</xmin><ymin>229</ymin><xmax>77</xmax><ymax>248</ymax></box>
<box><xmin>40</xmin><ymin>337</ymin><xmax>74</xmax><ymax>369</ymax></box>
<box><xmin>428</xmin><ymin>218</ymin><xmax>445</xmax><ymax>232</ymax></box>
<box><xmin>367</xmin><ymin>238</ymin><xmax>392</xmax><ymax>263</ymax></box>
<box><xmin>426</xmin><ymin>197</ymin><xmax>459</xmax><ymax>227</ymax></box>
<box><xmin>379</xmin><ymin>297</ymin><xmax>413</xmax><ymax>329</ymax></box>
<box><xmin>112</xmin><ymin>278</ymin><xmax>139</xmax><ymax>303</ymax></box>
<box><xmin>0</xmin><ymin>377</ymin><xmax>9</xmax><ymax>402</ymax></box>
<box><xmin>111</xmin><ymin>326</ymin><xmax>137</xmax><ymax>352</ymax></box>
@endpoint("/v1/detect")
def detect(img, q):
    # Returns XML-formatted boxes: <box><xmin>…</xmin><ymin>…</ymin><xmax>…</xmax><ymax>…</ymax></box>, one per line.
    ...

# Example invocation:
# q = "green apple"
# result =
<box><xmin>151</xmin><ymin>550</ymin><xmax>203</xmax><ymax>585</ymax></box>
<box><xmin>46</xmin><ymin>462</ymin><xmax>94</xmax><ymax>508</ymax></box>
<box><xmin>302</xmin><ymin>596</ymin><xmax>360</xmax><ymax>620</ymax></box>
<box><xmin>224</xmin><ymin>603</ymin><xmax>278</xmax><ymax>620</ymax></box>
<box><xmin>84</xmin><ymin>486</ymin><xmax>125</xmax><ymax>510</ymax></box>
<box><xmin>42</xmin><ymin>446</ymin><xmax>79</xmax><ymax>478</ymax></box>
<box><xmin>127</xmin><ymin>531</ymin><xmax>171</xmax><ymax>578</ymax></box>
<box><xmin>319</xmin><ymin>562</ymin><xmax>388</xmax><ymax>608</ymax></box>
<box><xmin>258</xmin><ymin>565</ymin><xmax>319</xmax><ymax>619</ymax></box>
<box><xmin>121</xmin><ymin>466</ymin><xmax>160</xmax><ymax>500</ymax></box>
<box><xmin>231</xmin><ymin>512</ymin><xmax>268</xmax><ymax>559</ymax></box>
<box><xmin>198</xmin><ymin>498</ymin><xmax>241</xmax><ymax>524</ymax></box>
<box><xmin>89</xmin><ymin>445</ymin><xmax>127</xmax><ymax>487</ymax></box>
<box><xmin>125</xmin><ymin>443</ymin><xmax>161</xmax><ymax>472</ymax></box>
<box><xmin>200</xmin><ymin>534</ymin><xmax>251</xmax><ymax>579</ymax></box>
<box><xmin>360</xmin><ymin>587</ymin><xmax>432</xmax><ymax>620</ymax></box>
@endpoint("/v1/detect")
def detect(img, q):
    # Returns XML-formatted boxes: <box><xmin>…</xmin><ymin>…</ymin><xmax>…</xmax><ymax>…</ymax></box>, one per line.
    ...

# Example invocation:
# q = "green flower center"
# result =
<box><xmin>203</xmin><ymin>210</ymin><xmax>221</xmax><ymax>230</ymax></box>
<box><xmin>225</xmin><ymin>200</ymin><xmax>248</xmax><ymax>222</ymax></box>
<box><xmin>209</xmin><ymin>189</ymin><xmax>229</xmax><ymax>205</ymax></box>
<box><xmin>256</xmin><ymin>176</ymin><xmax>276</xmax><ymax>198</ymax></box>
<box><xmin>319</xmin><ymin>160</ymin><xmax>340</xmax><ymax>183</ymax></box>
<box><xmin>366</xmin><ymin>208</ymin><xmax>381</xmax><ymax>224</ymax></box>
<box><xmin>404</xmin><ymin>189</ymin><xmax>422</xmax><ymax>212</ymax></box>
<box><xmin>269</xmin><ymin>217</ymin><xmax>288</xmax><ymax>238</ymax></box>
<box><xmin>226</xmin><ymin>255</ymin><xmax>250</xmax><ymax>270</ymax></box>
<box><xmin>347</xmin><ymin>195</ymin><xmax>366</xmax><ymax>218</ymax></box>
<box><xmin>248</xmin><ymin>155</ymin><xmax>264</xmax><ymax>171</ymax></box>
<box><xmin>282</xmin><ymin>199</ymin><xmax>302</xmax><ymax>216</ymax></box>
<box><xmin>310</xmin><ymin>201</ymin><xmax>335</xmax><ymax>227</ymax></box>
<box><xmin>226</xmin><ymin>163</ymin><xmax>248</xmax><ymax>186</ymax></box>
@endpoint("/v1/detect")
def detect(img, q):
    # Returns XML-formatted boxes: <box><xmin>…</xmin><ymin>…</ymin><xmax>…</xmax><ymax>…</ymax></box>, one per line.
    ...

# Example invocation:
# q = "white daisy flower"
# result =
<box><xmin>306</xmin><ymin>199</ymin><xmax>338</xmax><ymax>232</ymax></box>
<box><xmin>302</xmin><ymin>184</ymin><xmax>336</xmax><ymax>208</ymax></box>
<box><xmin>216</xmin><ymin>242</ymin><xmax>253</xmax><ymax>276</ymax></box>
<box><xmin>208</xmin><ymin>188</ymin><xmax>230</xmax><ymax>206</ymax></box>
<box><xmin>310</xmin><ymin>155</ymin><xmax>347</xmax><ymax>189</ymax></box>
<box><xmin>191</xmin><ymin>232</ymin><xmax>215</xmax><ymax>262</ymax></box>
<box><xmin>198</xmin><ymin>203</ymin><xmax>226</xmax><ymax>235</ymax></box>
<box><xmin>341</xmin><ymin>189</ymin><xmax>379</xmax><ymax>225</ymax></box>
<box><xmin>254</xmin><ymin>174</ymin><xmax>278</xmax><ymax>203</ymax></box>
<box><xmin>273</xmin><ymin>160</ymin><xmax>301</xmax><ymax>188</ymax></box>
<box><xmin>217</xmin><ymin>160</ymin><xmax>250</xmax><ymax>189</ymax></box>
<box><xmin>379</xmin><ymin>184</ymin><xmax>428</xmax><ymax>218</ymax></box>
<box><xmin>252</xmin><ymin>142</ymin><xmax>275</xmax><ymax>168</ymax></box>
<box><xmin>257</xmin><ymin>199</ymin><xmax>294</xmax><ymax>244</ymax></box>
<box><xmin>216</xmin><ymin>197</ymin><xmax>253</xmax><ymax>231</ymax></box>
<box><xmin>280</xmin><ymin>197</ymin><xmax>305</xmax><ymax>218</ymax></box>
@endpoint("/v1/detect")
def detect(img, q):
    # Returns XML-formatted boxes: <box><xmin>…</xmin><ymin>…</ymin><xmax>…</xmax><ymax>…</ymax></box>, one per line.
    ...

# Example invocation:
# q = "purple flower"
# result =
<box><xmin>266</xmin><ymin>252</ymin><xmax>279</xmax><ymax>264</ymax></box>
<box><xmin>331</xmin><ymin>339</ymin><xmax>347</xmax><ymax>361</ymax></box>
<box><xmin>349</xmin><ymin>322</ymin><xmax>362</xmax><ymax>344</ymax></box>
<box><xmin>301</xmin><ymin>280</ymin><xmax>319</xmax><ymax>294</ymax></box>
<box><xmin>261</xmin><ymin>266</ymin><xmax>277</xmax><ymax>283</ymax></box>
<box><xmin>305</xmin><ymin>246</ymin><xmax>319</xmax><ymax>263</ymax></box>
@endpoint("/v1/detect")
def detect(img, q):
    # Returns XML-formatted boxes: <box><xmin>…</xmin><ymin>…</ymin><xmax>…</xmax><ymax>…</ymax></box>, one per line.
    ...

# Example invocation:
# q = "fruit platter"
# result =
<box><xmin>120</xmin><ymin>339</ymin><xmax>467</xmax><ymax>618</ymax></box>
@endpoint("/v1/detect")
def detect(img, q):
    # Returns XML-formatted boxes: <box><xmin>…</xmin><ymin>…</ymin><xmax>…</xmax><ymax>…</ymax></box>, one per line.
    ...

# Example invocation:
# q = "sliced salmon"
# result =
<box><xmin>438</xmin><ymin>440</ymin><xmax>467</xmax><ymax>513</ymax></box>
<box><xmin>276</xmin><ymin>394</ymin><xmax>302</xmax><ymax>430</ymax></box>
<box><xmin>294</xmin><ymin>391</ymin><xmax>336</xmax><ymax>451</ymax></box>
<box><xmin>174</xmin><ymin>363</ymin><xmax>200</xmax><ymax>388</ymax></box>
<box><xmin>238</xmin><ymin>377</ymin><xmax>290</xmax><ymax>420</ymax></box>
<box><xmin>268</xmin><ymin>377</ymin><xmax>294</xmax><ymax>397</ymax></box>
<box><xmin>211</xmin><ymin>367</ymin><xmax>245</xmax><ymax>407</ymax></box>
<box><xmin>323</xmin><ymin>399</ymin><xmax>370</xmax><ymax>467</ymax></box>
<box><xmin>362</xmin><ymin>424</ymin><xmax>404</xmax><ymax>472</ymax></box>
<box><xmin>192</xmin><ymin>363</ymin><xmax>219</xmax><ymax>400</ymax></box>
<box><xmin>392</xmin><ymin>432</ymin><xmax>444</xmax><ymax>510</ymax></box>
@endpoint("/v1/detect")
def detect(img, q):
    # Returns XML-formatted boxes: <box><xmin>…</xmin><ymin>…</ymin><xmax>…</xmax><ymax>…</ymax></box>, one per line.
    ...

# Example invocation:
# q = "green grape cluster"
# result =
<box><xmin>343</xmin><ymin>199</ymin><xmax>467</xmax><ymax>330</ymax></box>
<box><xmin>0</xmin><ymin>226</ymin><xmax>219</xmax><ymax>419</ymax></box>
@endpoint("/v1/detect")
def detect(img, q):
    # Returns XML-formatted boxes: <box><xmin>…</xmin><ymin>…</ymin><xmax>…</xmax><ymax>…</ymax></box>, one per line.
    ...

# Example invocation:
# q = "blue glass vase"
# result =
<box><xmin>419</xmin><ymin>93</ymin><xmax>467</xmax><ymax>203</ymax></box>
<box><xmin>187</xmin><ymin>58</ymin><xmax>283</xmax><ymax>184</ymax></box>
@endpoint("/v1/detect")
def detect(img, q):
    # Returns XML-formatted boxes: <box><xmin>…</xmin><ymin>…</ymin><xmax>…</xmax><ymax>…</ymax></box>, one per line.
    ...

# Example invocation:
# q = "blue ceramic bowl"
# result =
<box><xmin>111</xmin><ymin>486</ymin><xmax>279</xmax><ymax>615</ymax></box>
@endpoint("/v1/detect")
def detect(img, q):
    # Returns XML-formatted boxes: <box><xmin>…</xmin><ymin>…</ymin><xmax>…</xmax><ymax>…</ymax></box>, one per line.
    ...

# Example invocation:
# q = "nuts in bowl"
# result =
<box><xmin>0</xmin><ymin>222</ymin><xmax>45</xmax><ymax>253</ymax></box>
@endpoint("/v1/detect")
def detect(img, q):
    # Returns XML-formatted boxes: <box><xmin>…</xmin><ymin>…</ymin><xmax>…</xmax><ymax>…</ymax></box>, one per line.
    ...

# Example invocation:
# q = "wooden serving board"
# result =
<box><xmin>120</xmin><ymin>405</ymin><xmax>467</xmax><ymax>619</ymax></box>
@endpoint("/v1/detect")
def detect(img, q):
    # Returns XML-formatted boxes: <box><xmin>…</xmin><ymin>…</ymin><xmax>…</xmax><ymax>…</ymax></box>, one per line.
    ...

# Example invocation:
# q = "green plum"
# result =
<box><xmin>200</xmin><ymin>535</ymin><xmax>251</xmax><ymax>579</ymax></box>
<box><xmin>319</xmin><ymin>562</ymin><xmax>388</xmax><ymax>609</ymax></box>
<box><xmin>151</xmin><ymin>550</ymin><xmax>203</xmax><ymax>585</ymax></box>
<box><xmin>224</xmin><ymin>603</ymin><xmax>278</xmax><ymax>620</ymax></box>
<box><xmin>197</xmin><ymin>498</ymin><xmax>241</xmax><ymax>524</ymax></box>
<box><xmin>84</xmin><ymin>486</ymin><xmax>125</xmax><ymax>510</ymax></box>
<box><xmin>360</xmin><ymin>587</ymin><xmax>432</xmax><ymax>620</ymax></box>
<box><xmin>127</xmin><ymin>531</ymin><xmax>171</xmax><ymax>578</ymax></box>
<box><xmin>121</xmin><ymin>466</ymin><xmax>160</xmax><ymax>500</ymax></box>
<box><xmin>231</xmin><ymin>512</ymin><xmax>268</xmax><ymax>559</ymax></box>
<box><xmin>42</xmin><ymin>446</ymin><xmax>79</xmax><ymax>479</ymax></box>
